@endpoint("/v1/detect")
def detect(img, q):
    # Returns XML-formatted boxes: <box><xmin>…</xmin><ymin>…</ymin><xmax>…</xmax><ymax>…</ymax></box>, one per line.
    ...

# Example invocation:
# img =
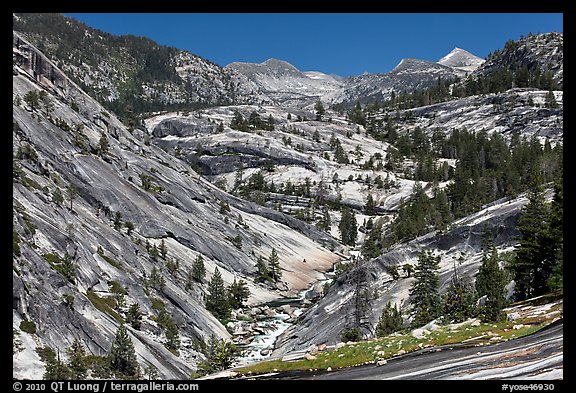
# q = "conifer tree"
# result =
<box><xmin>375</xmin><ymin>302</ymin><xmax>403</xmax><ymax>337</ymax></box>
<box><xmin>409</xmin><ymin>251</ymin><xmax>442</xmax><ymax>327</ymax></box>
<box><xmin>511</xmin><ymin>170</ymin><xmax>553</xmax><ymax>300</ymax></box>
<box><xmin>228</xmin><ymin>278</ymin><xmax>250</xmax><ymax>309</ymax></box>
<box><xmin>149</xmin><ymin>266</ymin><xmax>165</xmax><ymax>291</ymax></box>
<box><xmin>192</xmin><ymin>254</ymin><xmax>206</xmax><ymax>282</ymax></box>
<box><xmin>443</xmin><ymin>265</ymin><xmax>477</xmax><ymax>322</ymax></box>
<box><xmin>164</xmin><ymin>320</ymin><xmax>180</xmax><ymax>352</ymax></box>
<box><xmin>66</xmin><ymin>184</ymin><xmax>78</xmax><ymax>211</ymax></box>
<box><xmin>98</xmin><ymin>133</ymin><xmax>109</xmax><ymax>156</ymax></box>
<box><xmin>547</xmin><ymin>164</ymin><xmax>563</xmax><ymax>292</ymax></box>
<box><xmin>268</xmin><ymin>248</ymin><xmax>282</xmax><ymax>282</ymax></box>
<box><xmin>365</xmin><ymin>194</ymin><xmax>375</xmax><ymax>215</ymax></box>
<box><xmin>109</xmin><ymin>324</ymin><xmax>139</xmax><ymax>378</ymax></box>
<box><xmin>66</xmin><ymin>338</ymin><xmax>88</xmax><ymax>379</ymax></box>
<box><xmin>126</xmin><ymin>303</ymin><xmax>143</xmax><ymax>330</ymax></box>
<box><xmin>43</xmin><ymin>348</ymin><xmax>72</xmax><ymax>380</ymax></box>
<box><xmin>159</xmin><ymin>239</ymin><xmax>168</xmax><ymax>259</ymax></box>
<box><xmin>255</xmin><ymin>255</ymin><xmax>269</xmax><ymax>282</ymax></box>
<box><xmin>314</xmin><ymin>100</ymin><xmax>325</xmax><ymax>121</ymax></box>
<box><xmin>205</xmin><ymin>268</ymin><xmax>230</xmax><ymax>319</ymax></box>
<box><xmin>475</xmin><ymin>247</ymin><xmax>507</xmax><ymax>321</ymax></box>
<box><xmin>339</xmin><ymin>207</ymin><xmax>358</xmax><ymax>246</ymax></box>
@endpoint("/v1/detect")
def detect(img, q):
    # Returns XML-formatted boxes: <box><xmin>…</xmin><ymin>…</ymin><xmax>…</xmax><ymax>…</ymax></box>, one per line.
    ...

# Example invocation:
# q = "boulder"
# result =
<box><xmin>411</xmin><ymin>328</ymin><xmax>429</xmax><ymax>339</ymax></box>
<box><xmin>307</xmin><ymin>344</ymin><xmax>318</xmax><ymax>355</ymax></box>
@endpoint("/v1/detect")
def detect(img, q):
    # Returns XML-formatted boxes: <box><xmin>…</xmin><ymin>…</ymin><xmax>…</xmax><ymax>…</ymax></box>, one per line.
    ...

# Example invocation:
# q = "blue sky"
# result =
<box><xmin>65</xmin><ymin>13</ymin><xmax>563</xmax><ymax>77</ymax></box>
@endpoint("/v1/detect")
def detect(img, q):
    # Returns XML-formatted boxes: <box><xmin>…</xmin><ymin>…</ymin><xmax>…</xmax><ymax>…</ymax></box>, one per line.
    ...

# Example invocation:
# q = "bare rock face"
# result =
<box><xmin>12</xmin><ymin>33</ymin><xmax>339</xmax><ymax>379</ymax></box>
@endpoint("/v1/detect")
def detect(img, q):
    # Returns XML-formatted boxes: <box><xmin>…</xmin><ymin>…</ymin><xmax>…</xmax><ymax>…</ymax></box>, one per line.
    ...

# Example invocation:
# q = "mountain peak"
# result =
<box><xmin>438</xmin><ymin>47</ymin><xmax>484</xmax><ymax>72</ymax></box>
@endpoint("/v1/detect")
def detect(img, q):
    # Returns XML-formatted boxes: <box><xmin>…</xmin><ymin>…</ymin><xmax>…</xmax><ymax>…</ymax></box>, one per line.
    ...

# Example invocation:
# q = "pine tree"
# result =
<box><xmin>339</xmin><ymin>207</ymin><xmax>358</xmax><ymax>246</ymax></box>
<box><xmin>192</xmin><ymin>254</ymin><xmax>206</xmax><ymax>282</ymax></box>
<box><xmin>67</xmin><ymin>338</ymin><xmax>88</xmax><ymax>379</ymax></box>
<box><xmin>113</xmin><ymin>211</ymin><xmax>123</xmax><ymax>231</ymax></box>
<box><xmin>402</xmin><ymin>264</ymin><xmax>414</xmax><ymax>278</ymax></box>
<box><xmin>124</xmin><ymin>221</ymin><xmax>135</xmax><ymax>236</ymax></box>
<box><xmin>409</xmin><ymin>251</ymin><xmax>442</xmax><ymax>327</ymax></box>
<box><xmin>375</xmin><ymin>302</ymin><xmax>403</xmax><ymax>337</ymax></box>
<box><xmin>164</xmin><ymin>320</ymin><xmax>180</xmax><ymax>352</ymax></box>
<box><xmin>547</xmin><ymin>164</ymin><xmax>563</xmax><ymax>292</ymax></box>
<box><xmin>52</xmin><ymin>188</ymin><xmax>64</xmax><ymax>206</ymax></box>
<box><xmin>66</xmin><ymin>184</ymin><xmax>78</xmax><ymax>211</ymax></box>
<box><xmin>24</xmin><ymin>90</ymin><xmax>40</xmax><ymax>111</ymax></box>
<box><xmin>43</xmin><ymin>349</ymin><xmax>72</xmax><ymax>380</ymax></box>
<box><xmin>511</xmin><ymin>170</ymin><xmax>552</xmax><ymax>300</ymax></box>
<box><xmin>109</xmin><ymin>324</ymin><xmax>140</xmax><ymax>378</ymax></box>
<box><xmin>365</xmin><ymin>194</ymin><xmax>375</xmax><ymax>215</ymax></box>
<box><xmin>159</xmin><ymin>239</ymin><xmax>168</xmax><ymax>259</ymax></box>
<box><xmin>268</xmin><ymin>248</ymin><xmax>282</xmax><ymax>282</ymax></box>
<box><xmin>228</xmin><ymin>278</ymin><xmax>250</xmax><ymax>309</ymax></box>
<box><xmin>546</xmin><ymin>89</ymin><xmax>558</xmax><ymax>108</ymax></box>
<box><xmin>443</xmin><ymin>265</ymin><xmax>477</xmax><ymax>322</ymax></box>
<box><xmin>149</xmin><ymin>266</ymin><xmax>165</xmax><ymax>291</ymax></box>
<box><xmin>60</xmin><ymin>252</ymin><xmax>77</xmax><ymax>284</ymax></box>
<box><xmin>126</xmin><ymin>303</ymin><xmax>143</xmax><ymax>330</ymax></box>
<box><xmin>255</xmin><ymin>255</ymin><xmax>269</xmax><ymax>282</ymax></box>
<box><xmin>314</xmin><ymin>100</ymin><xmax>325</xmax><ymax>121</ymax></box>
<box><xmin>475</xmin><ymin>247</ymin><xmax>507</xmax><ymax>322</ymax></box>
<box><xmin>205</xmin><ymin>268</ymin><xmax>230</xmax><ymax>320</ymax></box>
<box><xmin>196</xmin><ymin>336</ymin><xmax>242</xmax><ymax>377</ymax></box>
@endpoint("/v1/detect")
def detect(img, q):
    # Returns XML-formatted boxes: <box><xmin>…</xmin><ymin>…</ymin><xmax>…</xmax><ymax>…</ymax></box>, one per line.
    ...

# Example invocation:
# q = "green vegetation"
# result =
<box><xmin>13</xmin><ymin>231</ymin><xmax>21</xmax><ymax>256</ymax></box>
<box><xmin>511</xmin><ymin>166</ymin><xmax>563</xmax><ymax>300</ymax></box>
<box><xmin>476</xmin><ymin>246</ymin><xmax>507</xmax><ymax>322</ymax></box>
<box><xmin>205</xmin><ymin>268</ymin><xmax>230</xmax><ymax>320</ymax></box>
<box><xmin>148</xmin><ymin>266</ymin><xmax>165</xmax><ymax>291</ymax></box>
<box><xmin>191</xmin><ymin>254</ymin><xmax>206</xmax><ymax>283</ymax></box>
<box><xmin>109</xmin><ymin>324</ymin><xmax>141</xmax><ymax>378</ymax></box>
<box><xmin>194</xmin><ymin>336</ymin><xmax>242</xmax><ymax>378</ymax></box>
<box><xmin>86</xmin><ymin>290</ymin><xmax>123</xmax><ymax>323</ymax></box>
<box><xmin>43</xmin><ymin>252</ymin><xmax>76</xmax><ymax>283</ymax></box>
<box><xmin>375</xmin><ymin>302</ymin><xmax>403</xmax><ymax>337</ymax></box>
<box><xmin>149</xmin><ymin>298</ymin><xmax>180</xmax><ymax>352</ymax></box>
<box><xmin>409</xmin><ymin>251</ymin><xmax>442</xmax><ymax>327</ymax></box>
<box><xmin>228</xmin><ymin>278</ymin><xmax>250</xmax><ymax>309</ymax></box>
<box><xmin>20</xmin><ymin>320</ymin><xmax>37</xmax><ymax>334</ymax></box>
<box><xmin>126</xmin><ymin>303</ymin><xmax>142</xmax><ymax>330</ymax></box>
<box><xmin>339</xmin><ymin>207</ymin><xmax>357</xmax><ymax>246</ymax></box>
<box><xmin>267</xmin><ymin>248</ymin><xmax>282</xmax><ymax>282</ymax></box>
<box><xmin>99</xmin><ymin>252</ymin><xmax>125</xmax><ymax>271</ymax></box>
<box><xmin>237</xmin><ymin>298</ymin><xmax>562</xmax><ymax>376</ymax></box>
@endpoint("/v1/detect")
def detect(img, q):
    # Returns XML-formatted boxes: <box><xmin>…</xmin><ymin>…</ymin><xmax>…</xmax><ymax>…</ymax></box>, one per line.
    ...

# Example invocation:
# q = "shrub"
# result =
<box><xmin>20</xmin><ymin>320</ymin><xmax>37</xmax><ymax>334</ymax></box>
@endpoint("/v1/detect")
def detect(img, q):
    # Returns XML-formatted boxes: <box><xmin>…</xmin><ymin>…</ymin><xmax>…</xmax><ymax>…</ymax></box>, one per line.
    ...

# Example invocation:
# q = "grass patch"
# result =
<box><xmin>20</xmin><ymin>175</ymin><xmax>43</xmax><ymax>191</ymax></box>
<box><xmin>100</xmin><ymin>254</ymin><xmax>125</xmax><ymax>271</ymax></box>
<box><xmin>149</xmin><ymin>297</ymin><xmax>165</xmax><ymax>312</ymax></box>
<box><xmin>86</xmin><ymin>290</ymin><xmax>123</xmax><ymax>323</ymax></box>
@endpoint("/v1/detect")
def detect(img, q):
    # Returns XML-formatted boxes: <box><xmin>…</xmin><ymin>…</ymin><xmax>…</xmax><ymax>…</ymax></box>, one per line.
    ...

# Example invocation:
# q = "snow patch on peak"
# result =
<box><xmin>438</xmin><ymin>47</ymin><xmax>485</xmax><ymax>72</ymax></box>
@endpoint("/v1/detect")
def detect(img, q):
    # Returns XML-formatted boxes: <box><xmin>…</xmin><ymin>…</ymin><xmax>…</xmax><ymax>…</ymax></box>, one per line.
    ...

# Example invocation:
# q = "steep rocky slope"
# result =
<box><xmin>12</xmin><ymin>13</ymin><xmax>270</xmax><ymax>114</ymax></box>
<box><xmin>476</xmin><ymin>32</ymin><xmax>563</xmax><ymax>87</ymax></box>
<box><xmin>13</xmin><ymin>14</ymin><xmax>563</xmax><ymax>380</ymax></box>
<box><xmin>12</xmin><ymin>32</ymin><xmax>339</xmax><ymax>379</ymax></box>
<box><xmin>273</xmin><ymin>190</ymin><xmax>553</xmax><ymax>355</ymax></box>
